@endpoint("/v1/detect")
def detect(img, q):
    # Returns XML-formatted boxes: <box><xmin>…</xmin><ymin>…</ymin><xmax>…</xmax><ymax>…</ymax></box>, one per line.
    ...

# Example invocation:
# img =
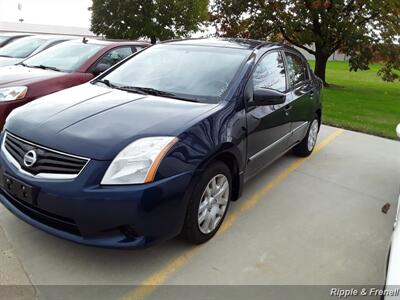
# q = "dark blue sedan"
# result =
<box><xmin>0</xmin><ymin>39</ymin><xmax>322</xmax><ymax>248</ymax></box>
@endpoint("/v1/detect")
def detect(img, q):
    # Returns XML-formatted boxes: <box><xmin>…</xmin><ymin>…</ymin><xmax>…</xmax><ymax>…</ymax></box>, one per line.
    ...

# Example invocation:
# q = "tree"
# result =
<box><xmin>90</xmin><ymin>0</ymin><xmax>209</xmax><ymax>44</ymax></box>
<box><xmin>211</xmin><ymin>0</ymin><xmax>400</xmax><ymax>86</ymax></box>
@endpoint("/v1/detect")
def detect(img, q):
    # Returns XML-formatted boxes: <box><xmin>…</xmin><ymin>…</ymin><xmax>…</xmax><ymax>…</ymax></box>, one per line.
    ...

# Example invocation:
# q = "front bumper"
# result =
<box><xmin>0</xmin><ymin>150</ymin><xmax>194</xmax><ymax>248</ymax></box>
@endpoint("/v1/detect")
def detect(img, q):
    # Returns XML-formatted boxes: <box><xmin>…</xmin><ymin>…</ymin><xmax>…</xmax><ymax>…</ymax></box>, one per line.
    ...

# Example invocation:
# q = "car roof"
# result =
<box><xmin>17</xmin><ymin>35</ymin><xmax>71</xmax><ymax>41</ymax></box>
<box><xmin>0</xmin><ymin>34</ymin><xmax>149</xmax><ymax>47</ymax></box>
<box><xmin>162</xmin><ymin>38</ymin><xmax>306</xmax><ymax>59</ymax></box>
<box><xmin>162</xmin><ymin>38</ymin><xmax>275</xmax><ymax>50</ymax></box>
<box><xmin>74</xmin><ymin>38</ymin><xmax>150</xmax><ymax>47</ymax></box>
<box><xmin>0</xmin><ymin>32</ymin><xmax>30</xmax><ymax>37</ymax></box>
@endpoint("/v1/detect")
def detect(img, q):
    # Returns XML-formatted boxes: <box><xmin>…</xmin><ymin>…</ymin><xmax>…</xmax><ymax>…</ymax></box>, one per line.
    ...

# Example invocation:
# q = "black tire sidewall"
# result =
<box><xmin>306</xmin><ymin>118</ymin><xmax>319</xmax><ymax>151</ymax></box>
<box><xmin>293</xmin><ymin>115</ymin><xmax>319</xmax><ymax>157</ymax></box>
<box><xmin>182</xmin><ymin>161</ymin><xmax>232</xmax><ymax>244</ymax></box>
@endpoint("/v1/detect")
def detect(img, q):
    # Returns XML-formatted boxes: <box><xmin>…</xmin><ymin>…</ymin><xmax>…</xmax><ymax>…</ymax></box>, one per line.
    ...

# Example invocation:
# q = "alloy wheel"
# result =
<box><xmin>198</xmin><ymin>174</ymin><xmax>229</xmax><ymax>234</ymax></box>
<box><xmin>307</xmin><ymin>120</ymin><xmax>319</xmax><ymax>151</ymax></box>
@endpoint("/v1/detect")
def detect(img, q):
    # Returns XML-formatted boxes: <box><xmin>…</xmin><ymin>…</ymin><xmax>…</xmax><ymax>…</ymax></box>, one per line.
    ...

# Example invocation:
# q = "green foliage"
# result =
<box><xmin>211</xmin><ymin>0</ymin><xmax>400</xmax><ymax>84</ymax></box>
<box><xmin>90</xmin><ymin>0</ymin><xmax>209</xmax><ymax>43</ymax></box>
<box><xmin>309</xmin><ymin>61</ymin><xmax>400</xmax><ymax>140</ymax></box>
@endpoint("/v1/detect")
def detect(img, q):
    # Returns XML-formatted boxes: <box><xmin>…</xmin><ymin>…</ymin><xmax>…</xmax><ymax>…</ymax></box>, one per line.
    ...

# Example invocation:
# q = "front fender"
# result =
<box><xmin>157</xmin><ymin>103</ymin><xmax>246</xmax><ymax>179</ymax></box>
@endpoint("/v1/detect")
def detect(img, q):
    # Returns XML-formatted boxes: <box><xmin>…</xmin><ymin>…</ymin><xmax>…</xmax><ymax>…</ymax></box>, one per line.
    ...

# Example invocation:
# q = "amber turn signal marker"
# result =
<box><xmin>16</xmin><ymin>88</ymin><xmax>28</xmax><ymax>100</ymax></box>
<box><xmin>144</xmin><ymin>138</ymin><xmax>178</xmax><ymax>183</ymax></box>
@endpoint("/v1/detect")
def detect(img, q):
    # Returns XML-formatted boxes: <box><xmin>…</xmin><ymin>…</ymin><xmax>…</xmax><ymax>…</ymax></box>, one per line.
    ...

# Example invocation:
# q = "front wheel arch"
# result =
<box><xmin>316</xmin><ymin>109</ymin><xmax>322</xmax><ymax>128</ymax></box>
<box><xmin>191</xmin><ymin>146</ymin><xmax>242</xmax><ymax>202</ymax></box>
<box><xmin>211</xmin><ymin>151</ymin><xmax>241</xmax><ymax>201</ymax></box>
<box><xmin>181</xmin><ymin>160</ymin><xmax>233</xmax><ymax>244</ymax></box>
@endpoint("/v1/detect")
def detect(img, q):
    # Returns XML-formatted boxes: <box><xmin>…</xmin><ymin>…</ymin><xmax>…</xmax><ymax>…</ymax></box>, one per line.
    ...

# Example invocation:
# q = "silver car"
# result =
<box><xmin>384</xmin><ymin>124</ymin><xmax>400</xmax><ymax>299</ymax></box>
<box><xmin>0</xmin><ymin>35</ymin><xmax>70</xmax><ymax>67</ymax></box>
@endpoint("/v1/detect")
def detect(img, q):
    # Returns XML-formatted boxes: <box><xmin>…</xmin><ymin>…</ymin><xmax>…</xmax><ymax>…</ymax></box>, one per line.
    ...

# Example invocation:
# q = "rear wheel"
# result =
<box><xmin>182</xmin><ymin>161</ymin><xmax>232</xmax><ymax>244</ymax></box>
<box><xmin>293</xmin><ymin>116</ymin><xmax>320</xmax><ymax>157</ymax></box>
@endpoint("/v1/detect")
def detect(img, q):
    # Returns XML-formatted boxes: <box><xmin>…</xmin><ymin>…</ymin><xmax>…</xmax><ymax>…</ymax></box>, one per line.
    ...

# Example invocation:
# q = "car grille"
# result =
<box><xmin>2</xmin><ymin>132</ymin><xmax>89</xmax><ymax>178</ymax></box>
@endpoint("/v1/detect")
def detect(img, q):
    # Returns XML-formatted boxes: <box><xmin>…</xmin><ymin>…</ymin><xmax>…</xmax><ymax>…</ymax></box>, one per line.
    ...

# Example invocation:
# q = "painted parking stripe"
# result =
<box><xmin>121</xmin><ymin>128</ymin><xmax>344</xmax><ymax>300</ymax></box>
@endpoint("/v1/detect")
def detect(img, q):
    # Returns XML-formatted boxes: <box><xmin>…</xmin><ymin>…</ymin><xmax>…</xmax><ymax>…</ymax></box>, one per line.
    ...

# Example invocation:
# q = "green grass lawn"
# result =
<box><xmin>308</xmin><ymin>61</ymin><xmax>400</xmax><ymax>139</ymax></box>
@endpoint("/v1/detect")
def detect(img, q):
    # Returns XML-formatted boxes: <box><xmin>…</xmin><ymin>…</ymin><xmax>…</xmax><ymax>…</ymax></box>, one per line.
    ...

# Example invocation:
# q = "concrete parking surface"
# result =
<box><xmin>0</xmin><ymin>125</ymin><xmax>399</xmax><ymax>300</ymax></box>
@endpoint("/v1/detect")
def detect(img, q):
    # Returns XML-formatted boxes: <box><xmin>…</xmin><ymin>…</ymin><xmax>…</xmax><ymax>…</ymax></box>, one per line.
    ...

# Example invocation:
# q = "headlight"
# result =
<box><xmin>101</xmin><ymin>137</ymin><xmax>178</xmax><ymax>185</ymax></box>
<box><xmin>0</xmin><ymin>86</ymin><xmax>28</xmax><ymax>102</ymax></box>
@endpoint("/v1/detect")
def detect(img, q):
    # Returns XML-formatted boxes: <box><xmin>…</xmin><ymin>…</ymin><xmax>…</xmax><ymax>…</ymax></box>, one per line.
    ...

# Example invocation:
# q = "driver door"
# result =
<box><xmin>245</xmin><ymin>51</ymin><xmax>292</xmax><ymax>180</ymax></box>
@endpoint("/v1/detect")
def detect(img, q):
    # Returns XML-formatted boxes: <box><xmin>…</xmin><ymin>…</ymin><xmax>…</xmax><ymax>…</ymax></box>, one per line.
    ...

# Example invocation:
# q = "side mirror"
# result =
<box><xmin>92</xmin><ymin>63</ymin><xmax>111</xmax><ymax>76</ymax></box>
<box><xmin>396</xmin><ymin>124</ymin><xmax>400</xmax><ymax>139</ymax></box>
<box><xmin>251</xmin><ymin>88</ymin><xmax>286</xmax><ymax>106</ymax></box>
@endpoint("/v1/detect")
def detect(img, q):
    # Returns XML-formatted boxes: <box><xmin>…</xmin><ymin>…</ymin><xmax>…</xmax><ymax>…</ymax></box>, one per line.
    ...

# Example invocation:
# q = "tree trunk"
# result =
<box><xmin>314</xmin><ymin>53</ymin><xmax>330</xmax><ymax>86</ymax></box>
<box><xmin>151</xmin><ymin>36</ymin><xmax>157</xmax><ymax>44</ymax></box>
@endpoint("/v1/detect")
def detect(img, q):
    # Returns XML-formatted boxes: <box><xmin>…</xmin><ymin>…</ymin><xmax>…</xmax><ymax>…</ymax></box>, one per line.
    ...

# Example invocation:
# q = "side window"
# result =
<box><xmin>132</xmin><ymin>46</ymin><xmax>142</xmax><ymax>52</ymax></box>
<box><xmin>285</xmin><ymin>52</ymin><xmax>308</xmax><ymax>87</ymax></box>
<box><xmin>253</xmin><ymin>52</ymin><xmax>286</xmax><ymax>93</ymax></box>
<box><xmin>95</xmin><ymin>47</ymin><xmax>133</xmax><ymax>69</ymax></box>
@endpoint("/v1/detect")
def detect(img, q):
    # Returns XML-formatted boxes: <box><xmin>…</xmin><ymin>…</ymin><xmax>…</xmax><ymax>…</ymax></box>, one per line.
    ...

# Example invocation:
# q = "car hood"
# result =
<box><xmin>0</xmin><ymin>57</ymin><xmax>23</xmax><ymax>68</ymax></box>
<box><xmin>6</xmin><ymin>83</ymin><xmax>218</xmax><ymax>160</ymax></box>
<box><xmin>0</xmin><ymin>65</ymin><xmax>65</xmax><ymax>86</ymax></box>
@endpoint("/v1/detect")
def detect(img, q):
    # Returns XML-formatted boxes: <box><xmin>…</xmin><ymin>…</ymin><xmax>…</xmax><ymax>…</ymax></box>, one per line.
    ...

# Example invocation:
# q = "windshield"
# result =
<box><xmin>0</xmin><ymin>37</ymin><xmax>46</xmax><ymax>58</ymax></box>
<box><xmin>0</xmin><ymin>36</ymin><xmax>7</xmax><ymax>43</ymax></box>
<box><xmin>100</xmin><ymin>45</ymin><xmax>250</xmax><ymax>103</ymax></box>
<box><xmin>24</xmin><ymin>41</ymin><xmax>105</xmax><ymax>72</ymax></box>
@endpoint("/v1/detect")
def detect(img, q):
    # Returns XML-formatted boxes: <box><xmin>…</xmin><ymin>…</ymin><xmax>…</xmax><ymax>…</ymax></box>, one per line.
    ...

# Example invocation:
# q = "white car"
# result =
<box><xmin>384</xmin><ymin>124</ymin><xmax>400</xmax><ymax>299</ymax></box>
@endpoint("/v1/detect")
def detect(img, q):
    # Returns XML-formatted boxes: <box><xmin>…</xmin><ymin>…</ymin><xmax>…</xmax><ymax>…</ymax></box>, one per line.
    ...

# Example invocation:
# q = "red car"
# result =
<box><xmin>0</xmin><ymin>39</ymin><xmax>150</xmax><ymax>128</ymax></box>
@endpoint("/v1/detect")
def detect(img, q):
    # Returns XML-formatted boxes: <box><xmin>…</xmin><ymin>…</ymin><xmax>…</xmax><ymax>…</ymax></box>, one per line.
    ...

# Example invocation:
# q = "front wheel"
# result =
<box><xmin>293</xmin><ymin>116</ymin><xmax>320</xmax><ymax>157</ymax></box>
<box><xmin>182</xmin><ymin>161</ymin><xmax>232</xmax><ymax>244</ymax></box>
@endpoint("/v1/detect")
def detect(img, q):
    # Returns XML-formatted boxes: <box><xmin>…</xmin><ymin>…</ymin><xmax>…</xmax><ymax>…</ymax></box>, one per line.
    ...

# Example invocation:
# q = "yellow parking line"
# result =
<box><xmin>121</xmin><ymin>128</ymin><xmax>344</xmax><ymax>300</ymax></box>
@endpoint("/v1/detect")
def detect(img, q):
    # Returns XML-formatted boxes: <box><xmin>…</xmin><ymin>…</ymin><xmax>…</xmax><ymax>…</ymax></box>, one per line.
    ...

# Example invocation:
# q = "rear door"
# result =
<box><xmin>245</xmin><ymin>50</ymin><xmax>291</xmax><ymax>179</ymax></box>
<box><xmin>284</xmin><ymin>51</ymin><xmax>315</xmax><ymax>146</ymax></box>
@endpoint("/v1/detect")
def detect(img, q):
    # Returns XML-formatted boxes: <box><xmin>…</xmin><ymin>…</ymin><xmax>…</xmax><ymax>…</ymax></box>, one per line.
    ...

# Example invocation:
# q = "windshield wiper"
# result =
<box><xmin>92</xmin><ymin>80</ymin><xmax>148</xmax><ymax>95</ymax></box>
<box><xmin>93</xmin><ymin>82</ymin><xmax>199</xmax><ymax>102</ymax></box>
<box><xmin>30</xmin><ymin>65</ymin><xmax>62</xmax><ymax>72</ymax></box>
<box><xmin>115</xmin><ymin>86</ymin><xmax>150</xmax><ymax>95</ymax></box>
<box><xmin>118</xmin><ymin>86</ymin><xmax>198</xmax><ymax>102</ymax></box>
<box><xmin>128</xmin><ymin>87</ymin><xmax>177</xmax><ymax>97</ymax></box>
<box><xmin>94</xmin><ymin>79</ymin><xmax>118</xmax><ymax>88</ymax></box>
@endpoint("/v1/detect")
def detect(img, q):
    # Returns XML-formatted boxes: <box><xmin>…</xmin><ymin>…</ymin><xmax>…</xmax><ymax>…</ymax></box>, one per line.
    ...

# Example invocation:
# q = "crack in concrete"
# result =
<box><xmin>0</xmin><ymin>216</ymin><xmax>39</xmax><ymax>300</ymax></box>
<box><xmin>294</xmin><ymin>168</ymin><xmax>397</xmax><ymax>206</ymax></box>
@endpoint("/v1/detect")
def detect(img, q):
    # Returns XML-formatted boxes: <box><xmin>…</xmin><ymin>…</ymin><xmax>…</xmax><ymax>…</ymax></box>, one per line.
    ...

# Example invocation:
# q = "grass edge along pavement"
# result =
<box><xmin>309</xmin><ymin>60</ymin><xmax>400</xmax><ymax>140</ymax></box>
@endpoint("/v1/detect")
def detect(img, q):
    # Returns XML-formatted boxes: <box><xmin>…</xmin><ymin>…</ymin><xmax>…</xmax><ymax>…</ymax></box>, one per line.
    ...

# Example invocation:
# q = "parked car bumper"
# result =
<box><xmin>385</xmin><ymin>193</ymin><xmax>400</xmax><ymax>290</ymax></box>
<box><xmin>0</xmin><ymin>150</ymin><xmax>194</xmax><ymax>249</ymax></box>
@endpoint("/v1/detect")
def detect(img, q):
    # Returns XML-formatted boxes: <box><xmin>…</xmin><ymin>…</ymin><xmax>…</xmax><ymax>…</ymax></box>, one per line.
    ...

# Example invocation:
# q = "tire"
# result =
<box><xmin>293</xmin><ymin>115</ymin><xmax>320</xmax><ymax>157</ymax></box>
<box><xmin>182</xmin><ymin>161</ymin><xmax>232</xmax><ymax>244</ymax></box>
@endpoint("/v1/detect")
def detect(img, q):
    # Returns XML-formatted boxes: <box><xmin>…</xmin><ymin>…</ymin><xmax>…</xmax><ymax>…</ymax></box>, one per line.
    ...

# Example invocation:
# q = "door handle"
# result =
<box><xmin>284</xmin><ymin>105</ymin><xmax>292</xmax><ymax>116</ymax></box>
